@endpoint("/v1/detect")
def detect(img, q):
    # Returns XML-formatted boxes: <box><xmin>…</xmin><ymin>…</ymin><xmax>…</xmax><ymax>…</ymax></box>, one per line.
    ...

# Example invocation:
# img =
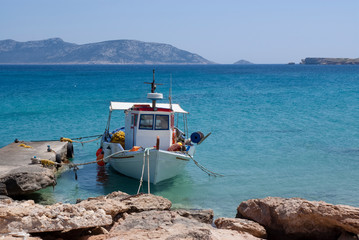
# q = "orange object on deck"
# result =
<box><xmin>130</xmin><ymin>146</ymin><xmax>141</xmax><ymax>152</ymax></box>
<box><xmin>167</xmin><ymin>143</ymin><xmax>182</xmax><ymax>152</ymax></box>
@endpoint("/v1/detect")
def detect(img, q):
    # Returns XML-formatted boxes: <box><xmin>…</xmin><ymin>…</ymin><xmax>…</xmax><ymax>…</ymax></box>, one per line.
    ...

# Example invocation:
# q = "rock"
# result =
<box><xmin>338</xmin><ymin>232</ymin><xmax>359</xmax><ymax>240</ymax></box>
<box><xmin>0</xmin><ymin>165</ymin><xmax>56</xmax><ymax>195</ymax></box>
<box><xmin>85</xmin><ymin>210</ymin><xmax>262</xmax><ymax>240</ymax></box>
<box><xmin>0</xmin><ymin>183</ymin><xmax>7</xmax><ymax>195</ymax></box>
<box><xmin>76</xmin><ymin>192</ymin><xmax>172</xmax><ymax>218</ymax></box>
<box><xmin>0</xmin><ymin>195</ymin><xmax>11</xmax><ymax>200</ymax></box>
<box><xmin>174</xmin><ymin>209</ymin><xmax>214</xmax><ymax>224</ymax></box>
<box><xmin>215</xmin><ymin>217</ymin><xmax>267</xmax><ymax>238</ymax></box>
<box><xmin>0</xmin><ymin>232</ymin><xmax>41</xmax><ymax>240</ymax></box>
<box><xmin>0</xmin><ymin>191</ymin><xmax>171</xmax><ymax>234</ymax></box>
<box><xmin>0</xmin><ymin>141</ymin><xmax>69</xmax><ymax>196</ymax></box>
<box><xmin>0</xmin><ymin>198</ymin><xmax>112</xmax><ymax>234</ymax></box>
<box><xmin>237</xmin><ymin>197</ymin><xmax>359</xmax><ymax>240</ymax></box>
<box><xmin>89</xmin><ymin>226</ymin><xmax>109</xmax><ymax>235</ymax></box>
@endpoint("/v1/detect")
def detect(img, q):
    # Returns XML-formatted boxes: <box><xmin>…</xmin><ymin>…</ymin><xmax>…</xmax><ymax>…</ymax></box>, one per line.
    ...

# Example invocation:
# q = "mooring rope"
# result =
<box><xmin>186</xmin><ymin>153</ymin><xmax>224</xmax><ymax>177</ymax></box>
<box><xmin>71</xmin><ymin>135</ymin><xmax>102</xmax><ymax>144</ymax></box>
<box><xmin>137</xmin><ymin>147</ymin><xmax>153</xmax><ymax>194</ymax></box>
<box><xmin>71</xmin><ymin>134</ymin><xmax>103</xmax><ymax>140</ymax></box>
<box><xmin>68</xmin><ymin>149</ymin><xmax>131</xmax><ymax>180</ymax></box>
<box><xmin>60</xmin><ymin>135</ymin><xmax>102</xmax><ymax>144</ymax></box>
<box><xmin>30</xmin><ymin>134</ymin><xmax>103</xmax><ymax>143</ymax></box>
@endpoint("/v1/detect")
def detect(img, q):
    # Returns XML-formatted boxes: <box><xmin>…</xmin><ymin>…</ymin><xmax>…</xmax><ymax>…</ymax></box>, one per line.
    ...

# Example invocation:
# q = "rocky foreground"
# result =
<box><xmin>1</xmin><ymin>192</ymin><xmax>359</xmax><ymax>240</ymax></box>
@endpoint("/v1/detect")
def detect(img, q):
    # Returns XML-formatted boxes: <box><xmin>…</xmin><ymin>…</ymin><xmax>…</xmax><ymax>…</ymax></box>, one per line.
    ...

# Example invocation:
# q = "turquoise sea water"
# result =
<box><xmin>1</xmin><ymin>64</ymin><xmax>358</xmax><ymax>217</ymax></box>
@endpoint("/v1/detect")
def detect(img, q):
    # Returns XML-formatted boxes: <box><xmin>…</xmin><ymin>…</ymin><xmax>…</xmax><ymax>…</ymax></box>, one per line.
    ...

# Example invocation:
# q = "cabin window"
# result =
<box><xmin>155</xmin><ymin>115</ymin><xmax>169</xmax><ymax>130</ymax></box>
<box><xmin>139</xmin><ymin>114</ymin><xmax>154</xmax><ymax>130</ymax></box>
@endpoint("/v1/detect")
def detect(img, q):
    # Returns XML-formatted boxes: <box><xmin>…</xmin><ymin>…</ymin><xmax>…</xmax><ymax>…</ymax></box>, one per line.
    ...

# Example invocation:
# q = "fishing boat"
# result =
<box><xmin>97</xmin><ymin>70</ymin><xmax>208</xmax><ymax>184</ymax></box>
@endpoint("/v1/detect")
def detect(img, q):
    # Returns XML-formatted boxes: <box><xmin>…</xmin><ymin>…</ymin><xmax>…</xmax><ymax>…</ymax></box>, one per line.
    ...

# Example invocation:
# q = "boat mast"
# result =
<box><xmin>144</xmin><ymin>69</ymin><xmax>163</xmax><ymax>109</ymax></box>
<box><xmin>169</xmin><ymin>73</ymin><xmax>173</xmax><ymax>110</ymax></box>
<box><xmin>151</xmin><ymin>70</ymin><xmax>156</xmax><ymax>108</ymax></box>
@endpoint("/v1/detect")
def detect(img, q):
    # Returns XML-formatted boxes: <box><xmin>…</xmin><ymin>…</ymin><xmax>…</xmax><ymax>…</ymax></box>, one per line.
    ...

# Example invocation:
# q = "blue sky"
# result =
<box><xmin>1</xmin><ymin>0</ymin><xmax>358</xmax><ymax>64</ymax></box>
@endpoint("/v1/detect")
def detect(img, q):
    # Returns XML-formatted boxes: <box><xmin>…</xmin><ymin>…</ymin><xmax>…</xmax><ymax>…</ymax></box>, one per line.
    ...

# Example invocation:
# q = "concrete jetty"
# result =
<box><xmin>0</xmin><ymin>141</ymin><xmax>73</xmax><ymax>196</ymax></box>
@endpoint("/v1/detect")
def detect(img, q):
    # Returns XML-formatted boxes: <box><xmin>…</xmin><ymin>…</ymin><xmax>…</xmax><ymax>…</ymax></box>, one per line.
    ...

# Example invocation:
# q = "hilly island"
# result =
<box><xmin>0</xmin><ymin>38</ymin><xmax>213</xmax><ymax>64</ymax></box>
<box><xmin>301</xmin><ymin>57</ymin><xmax>359</xmax><ymax>65</ymax></box>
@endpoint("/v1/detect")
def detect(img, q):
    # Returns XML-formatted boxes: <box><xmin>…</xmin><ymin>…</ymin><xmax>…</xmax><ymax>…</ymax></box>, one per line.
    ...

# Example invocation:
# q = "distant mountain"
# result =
<box><xmin>233</xmin><ymin>59</ymin><xmax>253</xmax><ymax>65</ymax></box>
<box><xmin>0</xmin><ymin>38</ymin><xmax>214</xmax><ymax>64</ymax></box>
<box><xmin>301</xmin><ymin>58</ymin><xmax>359</xmax><ymax>65</ymax></box>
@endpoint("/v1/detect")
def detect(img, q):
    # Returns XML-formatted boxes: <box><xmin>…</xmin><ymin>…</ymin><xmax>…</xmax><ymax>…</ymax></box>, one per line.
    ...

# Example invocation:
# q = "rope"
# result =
<box><xmin>71</xmin><ymin>134</ymin><xmax>103</xmax><ymax>140</ymax></box>
<box><xmin>137</xmin><ymin>150</ymin><xmax>146</xmax><ymax>194</ymax></box>
<box><xmin>69</xmin><ymin>149</ymin><xmax>131</xmax><ymax>168</ymax></box>
<box><xmin>68</xmin><ymin>149</ymin><xmax>131</xmax><ymax>180</ymax></box>
<box><xmin>137</xmin><ymin>147</ymin><xmax>153</xmax><ymax>194</ymax></box>
<box><xmin>71</xmin><ymin>135</ymin><xmax>102</xmax><ymax>144</ymax></box>
<box><xmin>18</xmin><ymin>143</ymin><xmax>32</xmax><ymax>148</ymax></box>
<box><xmin>30</xmin><ymin>134</ymin><xmax>103</xmax><ymax>143</ymax></box>
<box><xmin>186</xmin><ymin>153</ymin><xmax>224</xmax><ymax>177</ymax></box>
<box><xmin>60</xmin><ymin>135</ymin><xmax>102</xmax><ymax>145</ymax></box>
<box><xmin>147</xmin><ymin>148</ymin><xmax>151</xmax><ymax>194</ymax></box>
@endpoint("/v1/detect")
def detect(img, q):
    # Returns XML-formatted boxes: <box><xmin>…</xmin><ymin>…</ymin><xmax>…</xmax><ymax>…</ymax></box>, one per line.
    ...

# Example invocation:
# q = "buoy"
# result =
<box><xmin>190</xmin><ymin>131</ymin><xmax>204</xmax><ymax>144</ymax></box>
<box><xmin>96</xmin><ymin>151</ymin><xmax>105</xmax><ymax>166</ymax></box>
<box><xmin>96</xmin><ymin>147</ymin><xmax>103</xmax><ymax>156</ymax></box>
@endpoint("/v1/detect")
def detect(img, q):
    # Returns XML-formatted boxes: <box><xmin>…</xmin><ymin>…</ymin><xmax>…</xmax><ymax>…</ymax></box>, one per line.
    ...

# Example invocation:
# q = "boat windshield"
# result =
<box><xmin>155</xmin><ymin>115</ymin><xmax>169</xmax><ymax>130</ymax></box>
<box><xmin>139</xmin><ymin>114</ymin><xmax>154</xmax><ymax>130</ymax></box>
<box><xmin>138</xmin><ymin>114</ymin><xmax>169</xmax><ymax>130</ymax></box>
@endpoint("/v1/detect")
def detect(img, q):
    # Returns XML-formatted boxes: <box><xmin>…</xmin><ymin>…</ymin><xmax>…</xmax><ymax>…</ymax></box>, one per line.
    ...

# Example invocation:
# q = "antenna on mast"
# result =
<box><xmin>144</xmin><ymin>69</ymin><xmax>163</xmax><ymax>93</ymax></box>
<box><xmin>144</xmin><ymin>69</ymin><xmax>163</xmax><ymax>110</ymax></box>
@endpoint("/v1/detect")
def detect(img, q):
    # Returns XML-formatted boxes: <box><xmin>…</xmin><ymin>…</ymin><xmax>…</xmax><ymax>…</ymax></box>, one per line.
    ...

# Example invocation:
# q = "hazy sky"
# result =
<box><xmin>1</xmin><ymin>0</ymin><xmax>358</xmax><ymax>64</ymax></box>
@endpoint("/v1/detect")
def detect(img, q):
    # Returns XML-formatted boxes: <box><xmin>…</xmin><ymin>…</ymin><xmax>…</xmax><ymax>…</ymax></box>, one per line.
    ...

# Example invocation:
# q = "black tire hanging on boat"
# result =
<box><xmin>55</xmin><ymin>153</ymin><xmax>62</xmax><ymax>164</ymax></box>
<box><xmin>67</xmin><ymin>142</ymin><xmax>74</xmax><ymax>159</ymax></box>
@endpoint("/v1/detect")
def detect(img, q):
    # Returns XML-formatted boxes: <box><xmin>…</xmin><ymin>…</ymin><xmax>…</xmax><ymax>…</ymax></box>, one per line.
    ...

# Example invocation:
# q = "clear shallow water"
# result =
<box><xmin>1</xmin><ymin>64</ymin><xmax>358</xmax><ymax>217</ymax></box>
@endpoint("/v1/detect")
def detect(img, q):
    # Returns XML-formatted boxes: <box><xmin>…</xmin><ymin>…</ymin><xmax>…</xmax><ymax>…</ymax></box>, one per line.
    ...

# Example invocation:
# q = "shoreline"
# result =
<box><xmin>1</xmin><ymin>191</ymin><xmax>359</xmax><ymax>240</ymax></box>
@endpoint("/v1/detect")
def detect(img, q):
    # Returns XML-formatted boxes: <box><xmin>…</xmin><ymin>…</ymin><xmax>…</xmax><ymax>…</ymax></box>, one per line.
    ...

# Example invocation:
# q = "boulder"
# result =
<box><xmin>338</xmin><ymin>232</ymin><xmax>359</xmax><ymax>240</ymax></box>
<box><xmin>0</xmin><ymin>191</ymin><xmax>171</xmax><ymax>234</ymax></box>
<box><xmin>0</xmin><ymin>198</ymin><xmax>112</xmax><ymax>234</ymax></box>
<box><xmin>0</xmin><ymin>165</ymin><xmax>56</xmax><ymax>195</ymax></box>
<box><xmin>76</xmin><ymin>192</ymin><xmax>172</xmax><ymax>218</ymax></box>
<box><xmin>215</xmin><ymin>217</ymin><xmax>267</xmax><ymax>238</ymax></box>
<box><xmin>237</xmin><ymin>197</ymin><xmax>359</xmax><ymax>240</ymax></box>
<box><xmin>84</xmin><ymin>210</ymin><xmax>262</xmax><ymax>240</ymax></box>
<box><xmin>174</xmin><ymin>209</ymin><xmax>214</xmax><ymax>224</ymax></box>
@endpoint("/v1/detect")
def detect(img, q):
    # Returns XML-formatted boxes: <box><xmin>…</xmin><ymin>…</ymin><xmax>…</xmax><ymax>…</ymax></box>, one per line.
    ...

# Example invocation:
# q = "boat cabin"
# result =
<box><xmin>109</xmin><ymin>101</ymin><xmax>188</xmax><ymax>151</ymax></box>
<box><xmin>124</xmin><ymin>104</ymin><xmax>173</xmax><ymax>150</ymax></box>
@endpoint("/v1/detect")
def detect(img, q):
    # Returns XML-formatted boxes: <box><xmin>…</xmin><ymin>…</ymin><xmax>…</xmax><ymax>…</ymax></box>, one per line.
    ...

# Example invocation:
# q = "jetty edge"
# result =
<box><xmin>1</xmin><ymin>192</ymin><xmax>359</xmax><ymax>240</ymax></box>
<box><xmin>0</xmin><ymin>140</ymin><xmax>73</xmax><ymax>196</ymax></box>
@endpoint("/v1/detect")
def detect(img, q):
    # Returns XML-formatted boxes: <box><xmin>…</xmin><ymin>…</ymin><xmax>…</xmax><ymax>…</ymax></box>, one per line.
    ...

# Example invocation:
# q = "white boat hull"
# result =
<box><xmin>107</xmin><ymin>149</ymin><xmax>190</xmax><ymax>184</ymax></box>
